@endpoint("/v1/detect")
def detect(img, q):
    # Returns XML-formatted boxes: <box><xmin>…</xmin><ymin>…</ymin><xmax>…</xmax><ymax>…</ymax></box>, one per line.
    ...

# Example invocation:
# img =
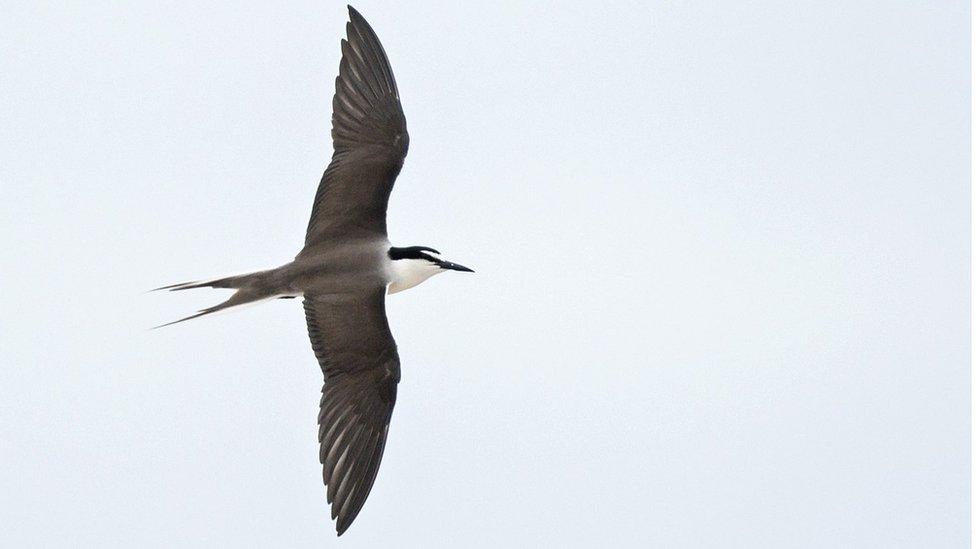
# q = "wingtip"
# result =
<box><xmin>332</xmin><ymin>501</ymin><xmax>348</xmax><ymax>535</ymax></box>
<box><xmin>335</xmin><ymin>512</ymin><xmax>358</xmax><ymax>536</ymax></box>
<box><xmin>347</xmin><ymin>5</ymin><xmax>371</xmax><ymax>29</ymax></box>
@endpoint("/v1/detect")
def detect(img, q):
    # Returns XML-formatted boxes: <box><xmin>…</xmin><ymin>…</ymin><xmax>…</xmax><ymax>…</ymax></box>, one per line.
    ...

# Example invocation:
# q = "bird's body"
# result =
<box><xmin>156</xmin><ymin>6</ymin><xmax>471</xmax><ymax>536</ymax></box>
<box><xmin>287</xmin><ymin>237</ymin><xmax>396</xmax><ymax>297</ymax></box>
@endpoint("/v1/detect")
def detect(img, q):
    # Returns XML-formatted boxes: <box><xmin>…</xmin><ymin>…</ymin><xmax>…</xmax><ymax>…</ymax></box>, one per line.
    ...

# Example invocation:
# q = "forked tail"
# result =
<box><xmin>152</xmin><ymin>269</ymin><xmax>281</xmax><ymax>328</ymax></box>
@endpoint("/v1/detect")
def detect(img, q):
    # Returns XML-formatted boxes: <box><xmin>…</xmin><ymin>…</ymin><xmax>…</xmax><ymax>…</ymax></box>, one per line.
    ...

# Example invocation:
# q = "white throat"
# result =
<box><xmin>388</xmin><ymin>258</ymin><xmax>443</xmax><ymax>294</ymax></box>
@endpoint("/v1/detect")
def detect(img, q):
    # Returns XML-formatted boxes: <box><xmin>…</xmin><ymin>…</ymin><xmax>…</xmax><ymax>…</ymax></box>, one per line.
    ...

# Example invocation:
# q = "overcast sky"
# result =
<box><xmin>0</xmin><ymin>1</ymin><xmax>970</xmax><ymax>547</ymax></box>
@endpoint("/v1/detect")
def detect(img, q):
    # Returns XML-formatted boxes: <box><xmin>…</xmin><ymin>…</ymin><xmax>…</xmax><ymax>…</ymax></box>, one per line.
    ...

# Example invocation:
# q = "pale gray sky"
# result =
<box><xmin>0</xmin><ymin>1</ymin><xmax>970</xmax><ymax>547</ymax></box>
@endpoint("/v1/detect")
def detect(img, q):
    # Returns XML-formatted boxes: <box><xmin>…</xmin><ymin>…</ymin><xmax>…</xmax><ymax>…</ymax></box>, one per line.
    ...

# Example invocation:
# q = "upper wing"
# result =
<box><xmin>304</xmin><ymin>288</ymin><xmax>400</xmax><ymax>536</ymax></box>
<box><xmin>302</xmin><ymin>6</ymin><xmax>408</xmax><ymax>252</ymax></box>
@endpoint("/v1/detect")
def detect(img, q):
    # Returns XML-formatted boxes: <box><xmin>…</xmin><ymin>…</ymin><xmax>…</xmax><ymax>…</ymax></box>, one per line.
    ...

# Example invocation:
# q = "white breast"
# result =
<box><xmin>387</xmin><ymin>258</ymin><xmax>443</xmax><ymax>294</ymax></box>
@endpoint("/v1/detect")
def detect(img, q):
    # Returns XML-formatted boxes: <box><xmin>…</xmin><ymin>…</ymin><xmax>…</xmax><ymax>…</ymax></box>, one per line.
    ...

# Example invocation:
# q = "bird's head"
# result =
<box><xmin>387</xmin><ymin>246</ymin><xmax>474</xmax><ymax>294</ymax></box>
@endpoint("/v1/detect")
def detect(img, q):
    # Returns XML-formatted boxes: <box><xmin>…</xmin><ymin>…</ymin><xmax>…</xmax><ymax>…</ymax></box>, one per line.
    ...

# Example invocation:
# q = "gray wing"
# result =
<box><xmin>304</xmin><ymin>288</ymin><xmax>400</xmax><ymax>536</ymax></box>
<box><xmin>302</xmin><ymin>6</ymin><xmax>408</xmax><ymax>252</ymax></box>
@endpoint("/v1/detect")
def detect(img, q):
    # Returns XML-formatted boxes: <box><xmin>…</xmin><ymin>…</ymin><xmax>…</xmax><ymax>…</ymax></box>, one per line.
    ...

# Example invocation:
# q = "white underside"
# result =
<box><xmin>387</xmin><ymin>257</ymin><xmax>444</xmax><ymax>294</ymax></box>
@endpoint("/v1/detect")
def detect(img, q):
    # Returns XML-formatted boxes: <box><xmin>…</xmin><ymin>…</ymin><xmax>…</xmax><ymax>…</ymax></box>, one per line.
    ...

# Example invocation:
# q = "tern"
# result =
<box><xmin>156</xmin><ymin>6</ymin><xmax>472</xmax><ymax>535</ymax></box>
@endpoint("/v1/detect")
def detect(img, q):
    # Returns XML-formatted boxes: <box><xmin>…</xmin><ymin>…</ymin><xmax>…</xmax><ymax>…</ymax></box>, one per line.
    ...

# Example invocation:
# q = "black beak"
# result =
<box><xmin>441</xmin><ymin>261</ymin><xmax>474</xmax><ymax>273</ymax></box>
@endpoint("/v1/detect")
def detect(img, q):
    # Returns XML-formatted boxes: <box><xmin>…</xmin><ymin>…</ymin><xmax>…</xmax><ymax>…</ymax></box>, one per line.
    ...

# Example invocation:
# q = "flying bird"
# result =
<box><xmin>156</xmin><ymin>6</ymin><xmax>472</xmax><ymax>535</ymax></box>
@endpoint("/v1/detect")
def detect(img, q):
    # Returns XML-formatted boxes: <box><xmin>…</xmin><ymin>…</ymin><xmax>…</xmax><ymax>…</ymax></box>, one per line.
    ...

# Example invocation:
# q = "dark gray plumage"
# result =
<box><xmin>305</xmin><ymin>289</ymin><xmax>398</xmax><ymax>535</ymax></box>
<box><xmin>302</xmin><ymin>6</ymin><xmax>408</xmax><ymax>250</ymax></box>
<box><xmin>301</xmin><ymin>6</ymin><xmax>407</xmax><ymax>535</ymax></box>
<box><xmin>156</xmin><ymin>5</ymin><xmax>473</xmax><ymax>537</ymax></box>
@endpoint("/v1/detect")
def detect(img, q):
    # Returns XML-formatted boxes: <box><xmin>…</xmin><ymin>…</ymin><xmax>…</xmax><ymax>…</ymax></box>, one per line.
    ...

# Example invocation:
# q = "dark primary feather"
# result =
<box><xmin>305</xmin><ymin>288</ymin><xmax>400</xmax><ymax>536</ymax></box>
<box><xmin>302</xmin><ymin>6</ymin><xmax>409</xmax><ymax>253</ymax></box>
<box><xmin>301</xmin><ymin>7</ymin><xmax>406</xmax><ymax>535</ymax></box>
